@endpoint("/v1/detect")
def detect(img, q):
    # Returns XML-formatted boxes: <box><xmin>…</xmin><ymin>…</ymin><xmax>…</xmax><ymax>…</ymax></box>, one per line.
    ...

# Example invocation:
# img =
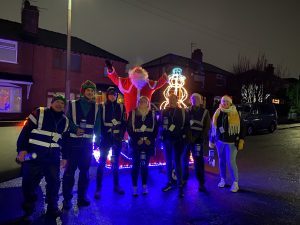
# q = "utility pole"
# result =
<box><xmin>65</xmin><ymin>0</ymin><xmax>72</xmax><ymax>104</ymax></box>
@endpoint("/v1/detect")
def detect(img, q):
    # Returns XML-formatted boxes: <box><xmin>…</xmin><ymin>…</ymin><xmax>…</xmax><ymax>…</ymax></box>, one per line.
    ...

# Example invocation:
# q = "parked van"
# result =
<box><xmin>236</xmin><ymin>103</ymin><xmax>278</xmax><ymax>135</ymax></box>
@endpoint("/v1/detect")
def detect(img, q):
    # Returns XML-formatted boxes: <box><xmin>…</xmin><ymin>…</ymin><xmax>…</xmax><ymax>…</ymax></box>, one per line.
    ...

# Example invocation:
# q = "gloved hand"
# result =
<box><xmin>238</xmin><ymin>139</ymin><xmax>244</xmax><ymax>150</ymax></box>
<box><xmin>209</xmin><ymin>141</ymin><xmax>215</xmax><ymax>149</ymax></box>
<box><xmin>105</xmin><ymin>60</ymin><xmax>113</xmax><ymax>73</ymax></box>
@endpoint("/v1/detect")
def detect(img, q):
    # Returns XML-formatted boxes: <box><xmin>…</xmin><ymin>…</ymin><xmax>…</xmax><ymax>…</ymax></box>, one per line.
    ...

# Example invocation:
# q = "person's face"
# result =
<box><xmin>139</xmin><ymin>98</ymin><xmax>149</xmax><ymax>109</ymax></box>
<box><xmin>84</xmin><ymin>88</ymin><xmax>95</xmax><ymax>100</ymax></box>
<box><xmin>51</xmin><ymin>100</ymin><xmax>65</xmax><ymax>112</ymax></box>
<box><xmin>221</xmin><ymin>99</ymin><xmax>231</xmax><ymax>109</ymax></box>
<box><xmin>169</xmin><ymin>95</ymin><xmax>178</xmax><ymax>107</ymax></box>
<box><xmin>108</xmin><ymin>93</ymin><xmax>117</xmax><ymax>102</ymax></box>
<box><xmin>190</xmin><ymin>96</ymin><xmax>201</xmax><ymax>106</ymax></box>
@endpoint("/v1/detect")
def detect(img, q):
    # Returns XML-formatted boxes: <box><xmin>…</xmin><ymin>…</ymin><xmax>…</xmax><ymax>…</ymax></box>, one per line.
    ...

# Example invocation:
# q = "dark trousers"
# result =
<box><xmin>62</xmin><ymin>143</ymin><xmax>92</xmax><ymax>201</ymax></box>
<box><xmin>182</xmin><ymin>143</ymin><xmax>205</xmax><ymax>184</ymax></box>
<box><xmin>96</xmin><ymin>142</ymin><xmax>122</xmax><ymax>189</ymax></box>
<box><xmin>131</xmin><ymin>148</ymin><xmax>151</xmax><ymax>186</ymax></box>
<box><xmin>22</xmin><ymin>160</ymin><xmax>60</xmax><ymax>214</ymax></box>
<box><xmin>164</xmin><ymin>139</ymin><xmax>185</xmax><ymax>186</ymax></box>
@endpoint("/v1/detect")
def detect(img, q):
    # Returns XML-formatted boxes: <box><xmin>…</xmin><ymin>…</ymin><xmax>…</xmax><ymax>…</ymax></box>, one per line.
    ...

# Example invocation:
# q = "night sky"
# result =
<box><xmin>1</xmin><ymin>0</ymin><xmax>299</xmax><ymax>78</ymax></box>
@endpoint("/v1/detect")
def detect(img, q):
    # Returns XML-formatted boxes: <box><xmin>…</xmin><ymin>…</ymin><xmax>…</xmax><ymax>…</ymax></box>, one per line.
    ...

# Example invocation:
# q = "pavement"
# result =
<box><xmin>0</xmin><ymin>124</ymin><xmax>299</xmax><ymax>225</ymax></box>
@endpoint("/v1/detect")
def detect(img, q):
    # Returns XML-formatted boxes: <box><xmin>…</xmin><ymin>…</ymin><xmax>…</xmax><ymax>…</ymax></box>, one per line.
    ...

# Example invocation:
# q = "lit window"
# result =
<box><xmin>0</xmin><ymin>38</ymin><xmax>18</xmax><ymax>64</ymax></box>
<box><xmin>0</xmin><ymin>84</ymin><xmax>22</xmax><ymax>113</ymax></box>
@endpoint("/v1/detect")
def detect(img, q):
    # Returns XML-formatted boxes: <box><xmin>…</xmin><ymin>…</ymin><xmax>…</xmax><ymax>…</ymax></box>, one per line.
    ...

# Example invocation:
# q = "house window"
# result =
<box><xmin>103</xmin><ymin>66</ymin><xmax>108</xmax><ymax>77</ymax></box>
<box><xmin>0</xmin><ymin>38</ymin><xmax>18</xmax><ymax>64</ymax></box>
<box><xmin>0</xmin><ymin>84</ymin><xmax>22</xmax><ymax>113</ymax></box>
<box><xmin>193</xmin><ymin>75</ymin><xmax>205</xmax><ymax>88</ymax></box>
<box><xmin>53</xmin><ymin>50</ymin><xmax>81</xmax><ymax>72</ymax></box>
<box><xmin>216</xmin><ymin>74</ymin><xmax>226</xmax><ymax>87</ymax></box>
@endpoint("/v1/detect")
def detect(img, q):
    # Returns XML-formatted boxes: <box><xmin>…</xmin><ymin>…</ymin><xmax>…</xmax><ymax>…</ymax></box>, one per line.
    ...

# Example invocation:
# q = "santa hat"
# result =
<box><xmin>191</xmin><ymin>93</ymin><xmax>203</xmax><ymax>104</ymax></box>
<box><xmin>128</xmin><ymin>66</ymin><xmax>148</xmax><ymax>79</ymax></box>
<box><xmin>221</xmin><ymin>95</ymin><xmax>232</xmax><ymax>104</ymax></box>
<box><xmin>80</xmin><ymin>80</ymin><xmax>96</xmax><ymax>95</ymax></box>
<box><xmin>51</xmin><ymin>94</ymin><xmax>66</xmax><ymax>104</ymax></box>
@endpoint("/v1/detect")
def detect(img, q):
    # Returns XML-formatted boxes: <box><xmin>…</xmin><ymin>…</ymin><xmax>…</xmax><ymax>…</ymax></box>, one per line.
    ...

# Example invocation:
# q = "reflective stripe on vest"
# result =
<box><xmin>132</xmin><ymin>109</ymin><xmax>155</xmax><ymax>133</ymax></box>
<box><xmin>70</xmin><ymin>100</ymin><xmax>98</xmax><ymax>138</ymax></box>
<box><xmin>29</xmin><ymin>107</ymin><xmax>67</xmax><ymax>149</ymax></box>
<box><xmin>190</xmin><ymin>109</ymin><xmax>208</xmax><ymax>131</ymax></box>
<box><xmin>28</xmin><ymin>114</ymin><xmax>37</xmax><ymax>125</ymax></box>
<box><xmin>102</xmin><ymin>103</ymin><xmax>123</xmax><ymax>127</ymax></box>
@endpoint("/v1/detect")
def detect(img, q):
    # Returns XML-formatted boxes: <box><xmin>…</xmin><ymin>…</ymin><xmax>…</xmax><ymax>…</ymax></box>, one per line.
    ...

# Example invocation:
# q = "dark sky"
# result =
<box><xmin>1</xmin><ymin>0</ymin><xmax>300</xmax><ymax>78</ymax></box>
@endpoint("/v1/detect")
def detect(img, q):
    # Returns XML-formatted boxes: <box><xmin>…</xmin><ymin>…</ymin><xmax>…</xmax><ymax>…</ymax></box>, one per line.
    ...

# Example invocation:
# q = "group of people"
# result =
<box><xmin>16</xmin><ymin>64</ymin><xmax>245</xmax><ymax>222</ymax></box>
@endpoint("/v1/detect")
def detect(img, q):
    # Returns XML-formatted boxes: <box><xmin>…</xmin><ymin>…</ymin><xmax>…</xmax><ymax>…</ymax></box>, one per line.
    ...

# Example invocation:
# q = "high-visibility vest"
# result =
<box><xmin>28</xmin><ymin>107</ymin><xmax>69</xmax><ymax>150</ymax></box>
<box><xmin>131</xmin><ymin>109</ymin><xmax>155</xmax><ymax>133</ymax></box>
<box><xmin>102</xmin><ymin>102</ymin><xmax>123</xmax><ymax>134</ymax></box>
<box><xmin>69</xmin><ymin>99</ymin><xmax>98</xmax><ymax>139</ymax></box>
<box><xmin>189</xmin><ymin>107</ymin><xmax>208</xmax><ymax>131</ymax></box>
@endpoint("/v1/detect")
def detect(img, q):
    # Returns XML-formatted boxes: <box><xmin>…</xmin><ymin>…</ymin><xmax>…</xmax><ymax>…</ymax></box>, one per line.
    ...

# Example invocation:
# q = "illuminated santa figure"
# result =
<box><xmin>105</xmin><ymin>61</ymin><xmax>168</xmax><ymax>114</ymax></box>
<box><xmin>160</xmin><ymin>67</ymin><xmax>188</xmax><ymax>109</ymax></box>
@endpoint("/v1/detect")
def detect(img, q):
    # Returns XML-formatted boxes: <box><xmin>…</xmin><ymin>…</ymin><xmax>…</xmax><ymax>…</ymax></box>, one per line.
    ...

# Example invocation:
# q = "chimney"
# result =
<box><xmin>265</xmin><ymin>64</ymin><xmax>274</xmax><ymax>75</ymax></box>
<box><xmin>21</xmin><ymin>0</ymin><xmax>39</xmax><ymax>37</ymax></box>
<box><xmin>191</xmin><ymin>49</ymin><xmax>203</xmax><ymax>63</ymax></box>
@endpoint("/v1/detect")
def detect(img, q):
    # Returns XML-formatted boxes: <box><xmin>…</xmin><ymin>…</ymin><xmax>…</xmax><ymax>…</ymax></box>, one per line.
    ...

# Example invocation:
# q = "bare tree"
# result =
<box><xmin>241</xmin><ymin>83</ymin><xmax>264</xmax><ymax>103</ymax></box>
<box><xmin>233</xmin><ymin>54</ymin><xmax>251</xmax><ymax>74</ymax></box>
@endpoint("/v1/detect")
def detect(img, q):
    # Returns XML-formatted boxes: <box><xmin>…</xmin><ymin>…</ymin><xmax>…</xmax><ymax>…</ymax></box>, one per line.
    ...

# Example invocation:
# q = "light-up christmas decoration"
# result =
<box><xmin>160</xmin><ymin>67</ymin><xmax>188</xmax><ymax>109</ymax></box>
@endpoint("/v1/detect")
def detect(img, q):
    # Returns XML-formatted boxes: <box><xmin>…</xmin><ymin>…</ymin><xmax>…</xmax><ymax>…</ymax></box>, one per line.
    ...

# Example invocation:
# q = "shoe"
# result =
<box><xmin>132</xmin><ymin>186</ymin><xmax>138</xmax><ymax>197</ymax></box>
<box><xmin>114</xmin><ymin>186</ymin><xmax>125</xmax><ymax>195</ymax></box>
<box><xmin>218</xmin><ymin>178</ymin><xmax>226</xmax><ymax>188</ymax></box>
<box><xmin>178</xmin><ymin>187</ymin><xmax>184</xmax><ymax>198</ymax></box>
<box><xmin>230</xmin><ymin>182</ymin><xmax>239</xmax><ymax>193</ymax></box>
<box><xmin>94</xmin><ymin>190</ymin><xmax>101</xmax><ymax>199</ymax></box>
<box><xmin>142</xmin><ymin>185</ymin><xmax>148</xmax><ymax>195</ymax></box>
<box><xmin>77</xmin><ymin>198</ymin><xmax>90</xmax><ymax>207</ymax></box>
<box><xmin>62</xmin><ymin>200</ymin><xmax>72</xmax><ymax>210</ymax></box>
<box><xmin>162</xmin><ymin>182</ymin><xmax>172</xmax><ymax>192</ymax></box>
<box><xmin>198</xmin><ymin>183</ymin><xmax>206</xmax><ymax>192</ymax></box>
<box><xmin>46</xmin><ymin>208</ymin><xmax>62</xmax><ymax>218</ymax></box>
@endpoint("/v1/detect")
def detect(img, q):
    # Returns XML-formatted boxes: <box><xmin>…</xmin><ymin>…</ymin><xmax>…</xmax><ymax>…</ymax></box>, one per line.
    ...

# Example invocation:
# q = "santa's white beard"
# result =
<box><xmin>131</xmin><ymin>78</ymin><xmax>147</xmax><ymax>90</ymax></box>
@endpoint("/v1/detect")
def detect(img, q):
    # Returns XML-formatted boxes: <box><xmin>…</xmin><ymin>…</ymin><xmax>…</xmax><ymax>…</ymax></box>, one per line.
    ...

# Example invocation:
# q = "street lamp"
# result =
<box><xmin>65</xmin><ymin>0</ymin><xmax>72</xmax><ymax>103</ymax></box>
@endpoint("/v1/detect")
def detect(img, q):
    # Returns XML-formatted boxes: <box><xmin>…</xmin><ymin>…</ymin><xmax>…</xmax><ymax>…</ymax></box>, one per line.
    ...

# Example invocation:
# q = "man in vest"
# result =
<box><xmin>16</xmin><ymin>95</ymin><xmax>69</xmax><ymax>222</ymax></box>
<box><xmin>62</xmin><ymin>80</ymin><xmax>100</xmax><ymax>209</ymax></box>
<box><xmin>183</xmin><ymin>93</ymin><xmax>211</xmax><ymax>192</ymax></box>
<box><xmin>161</xmin><ymin>94</ymin><xmax>189</xmax><ymax>198</ymax></box>
<box><xmin>94</xmin><ymin>86</ymin><xmax>126</xmax><ymax>199</ymax></box>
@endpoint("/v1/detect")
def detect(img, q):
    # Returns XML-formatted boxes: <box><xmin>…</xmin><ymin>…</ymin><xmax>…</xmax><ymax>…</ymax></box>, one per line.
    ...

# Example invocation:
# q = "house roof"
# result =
<box><xmin>0</xmin><ymin>72</ymin><xmax>33</xmax><ymax>83</ymax></box>
<box><xmin>142</xmin><ymin>53</ymin><xmax>232</xmax><ymax>76</ymax></box>
<box><xmin>0</xmin><ymin>18</ymin><xmax>128</xmax><ymax>64</ymax></box>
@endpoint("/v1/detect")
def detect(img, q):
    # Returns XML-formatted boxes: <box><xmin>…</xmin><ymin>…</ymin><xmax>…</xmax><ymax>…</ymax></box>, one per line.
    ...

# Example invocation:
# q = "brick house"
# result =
<box><xmin>0</xmin><ymin>2</ymin><xmax>128</xmax><ymax>121</ymax></box>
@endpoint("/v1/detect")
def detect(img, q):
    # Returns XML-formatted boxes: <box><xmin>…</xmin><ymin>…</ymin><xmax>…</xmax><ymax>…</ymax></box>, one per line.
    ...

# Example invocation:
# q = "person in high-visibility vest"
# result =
<box><xmin>160</xmin><ymin>94</ymin><xmax>189</xmax><ymax>198</ymax></box>
<box><xmin>16</xmin><ymin>95</ymin><xmax>69</xmax><ymax>222</ymax></box>
<box><xmin>183</xmin><ymin>93</ymin><xmax>211</xmax><ymax>192</ymax></box>
<box><xmin>62</xmin><ymin>80</ymin><xmax>100</xmax><ymax>209</ymax></box>
<box><xmin>127</xmin><ymin>96</ymin><xmax>158</xmax><ymax>196</ymax></box>
<box><xmin>94</xmin><ymin>86</ymin><xmax>126</xmax><ymax>199</ymax></box>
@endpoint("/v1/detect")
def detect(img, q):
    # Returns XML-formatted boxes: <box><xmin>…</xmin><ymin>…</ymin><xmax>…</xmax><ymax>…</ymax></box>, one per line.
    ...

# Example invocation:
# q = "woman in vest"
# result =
<box><xmin>16</xmin><ymin>95</ymin><xmax>69</xmax><ymax>221</ymax></box>
<box><xmin>183</xmin><ymin>93</ymin><xmax>211</xmax><ymax>192</ymax></box>
<box><xmin>94</xmin><ymin>86</ymin><xmax>126</xmax><ymax>199</ymax></box>
<box><xmin>127</xmin><ymin>96</ymin><xmax>158</xmax><ymax>196</ymax></box>
<box><xmin>209</xmin><ymin>95</ymin><xmax>246</xmax><ymax>192</ymax></box>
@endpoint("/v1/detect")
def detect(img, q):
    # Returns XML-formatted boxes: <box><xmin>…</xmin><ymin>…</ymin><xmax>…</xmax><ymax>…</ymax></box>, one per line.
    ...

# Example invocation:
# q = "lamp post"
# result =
<box><xmin>65</xmin><ymin>0</ymin><xmax>72</xmax><ymax>102</ymax></box>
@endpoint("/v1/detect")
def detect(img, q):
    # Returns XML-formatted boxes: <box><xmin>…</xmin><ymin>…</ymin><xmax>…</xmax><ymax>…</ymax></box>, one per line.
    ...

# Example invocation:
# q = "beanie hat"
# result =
<box><xmin>80</xmin><ymin>80</ymin><xmax>96</xmax><ymax>95</ymax></box>
<box><xmin>51</xmin><ymin>94</ymin><xmax>66</xmax><ymax>104</ymax></box>
<box><xmin>107</xmin><ymin>86</ymin><xmax>118</xmax><ymax>95</ymax></box>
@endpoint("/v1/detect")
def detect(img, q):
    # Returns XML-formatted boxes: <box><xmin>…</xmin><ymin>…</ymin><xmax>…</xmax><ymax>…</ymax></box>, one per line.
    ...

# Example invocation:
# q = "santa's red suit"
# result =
<box><xmin>108</xmin><ymin>66</ymin><xmax>168</xmax><ymax>114</ymax></box>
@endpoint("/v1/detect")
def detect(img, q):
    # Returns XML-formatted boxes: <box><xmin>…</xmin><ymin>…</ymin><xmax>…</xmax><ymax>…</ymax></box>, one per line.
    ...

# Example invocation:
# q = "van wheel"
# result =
<box><xmin>269</xmin><ymin>123</ymin><xmax>276</xmax><ymax>133</ymax></box>
<box><xmin>247</xmin><ymin>126</ymin><xmax>254</xmax><ymax>135</ymax></box>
